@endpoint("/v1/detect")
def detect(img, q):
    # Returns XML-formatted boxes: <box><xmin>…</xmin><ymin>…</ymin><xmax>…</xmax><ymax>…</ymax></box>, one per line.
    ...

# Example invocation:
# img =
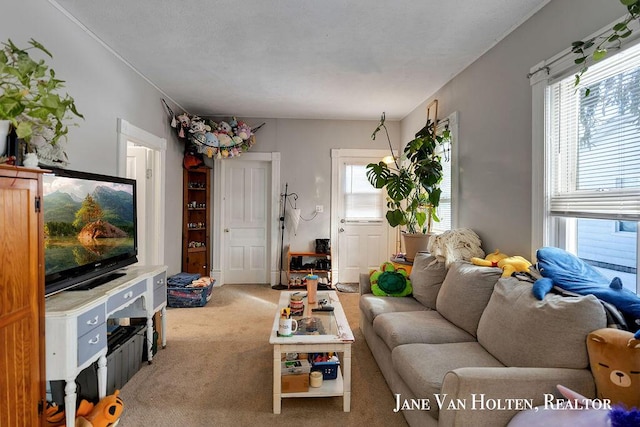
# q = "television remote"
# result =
<box><xmin>312</xmin><ymin>306</ymin><xmax>334</xmax><ymax>312</ymax></box>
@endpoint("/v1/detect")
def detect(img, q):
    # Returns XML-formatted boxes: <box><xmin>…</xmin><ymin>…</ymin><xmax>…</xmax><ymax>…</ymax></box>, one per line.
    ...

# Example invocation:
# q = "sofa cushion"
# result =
<box><xmin>373</xmin><ymin>311</ymin><xmax>475</xmax><ymax>350</ymax></box>
<box><xmin>477</xmin><ymin>278</ymin><xmax>607</xmax><ymax>369</ymax></box>
<box><xmin>409</xmin><ymin>253</ymin><xmax>447</xmax><ymax>309</ymax></box>
<box><xmin>359</xmin><ymin>294</ymin><xmax>428</xmax><ymax>324</ymax></box>
<box><xmin>436</xmin><ymin>261</ymin><xmax>502</xmax><ymax>337</ymax></box>
<box><xmin>392</xmin><ymin>342</ymin><xmax>504</xmax><ymax>419</ymax></box>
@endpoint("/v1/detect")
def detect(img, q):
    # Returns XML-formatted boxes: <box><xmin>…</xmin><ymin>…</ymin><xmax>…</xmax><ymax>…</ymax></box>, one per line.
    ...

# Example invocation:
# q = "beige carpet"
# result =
<box><xmin>117</xmin><ymin>284</ymin><xmax>408</xmax><ymax>427</ymax></box>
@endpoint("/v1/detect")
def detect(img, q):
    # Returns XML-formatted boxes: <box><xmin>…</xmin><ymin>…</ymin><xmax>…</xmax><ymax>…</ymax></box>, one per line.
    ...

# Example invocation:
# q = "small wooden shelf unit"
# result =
<box><xmin>286</xmin><ymin>251</ymin><xmax>331</xmax><ymax>289</ymax></box>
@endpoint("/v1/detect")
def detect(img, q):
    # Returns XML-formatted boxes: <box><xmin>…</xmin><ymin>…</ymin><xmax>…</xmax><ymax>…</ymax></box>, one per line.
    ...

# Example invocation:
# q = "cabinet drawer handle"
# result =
<box><xmin>88</xmin><ymin>335</ymin><xmax>100</xmax><ymax>345</ymax></box>
<box><xmin>157</xmin><ymin>279</ymin><xmax>164</xmax><ymax>285</ymax></box>
<box><xmin>124</xmin><ymin>291</ymin><xmax>134</xmax><ymax>299</ymax></box>
<box><xmin>86</xmin><ymin>316</ymin><xmax>99</xmax><ymax>326</ymax></box>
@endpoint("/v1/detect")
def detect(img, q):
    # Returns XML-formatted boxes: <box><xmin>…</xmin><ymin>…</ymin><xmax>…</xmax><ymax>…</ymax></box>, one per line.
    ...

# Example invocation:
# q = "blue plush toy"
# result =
<box><xmin>532</xmin><ymin>247</ymin><xmax>640</xmax><ymax>339</ymax></box>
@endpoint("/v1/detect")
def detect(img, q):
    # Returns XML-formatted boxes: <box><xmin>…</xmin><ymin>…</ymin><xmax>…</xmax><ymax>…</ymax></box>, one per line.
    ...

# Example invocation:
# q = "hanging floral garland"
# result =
<box><xmin>170</xmin><ymin>112</ymin><xmax>260</xmax><ymax>159</ymax></box>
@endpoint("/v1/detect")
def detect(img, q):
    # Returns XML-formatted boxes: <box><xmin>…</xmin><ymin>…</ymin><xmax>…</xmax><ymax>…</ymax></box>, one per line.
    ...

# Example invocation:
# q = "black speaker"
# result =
<box><xmin>315</xmin><ymin>239</ymin><xmax>330</xmax><ymax>254</ymax></box>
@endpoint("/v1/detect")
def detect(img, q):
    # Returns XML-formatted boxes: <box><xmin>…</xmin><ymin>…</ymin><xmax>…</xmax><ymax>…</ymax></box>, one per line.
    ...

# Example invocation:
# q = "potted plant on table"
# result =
<box><xmin>0</xmin><ymin>38</ymin><xmax>83</xmax><ymax>166</ymax></box>
<box><xmin>366</xmin><ymin>112</ymin><xmax>450</xmax><ymax>261</ymax></box>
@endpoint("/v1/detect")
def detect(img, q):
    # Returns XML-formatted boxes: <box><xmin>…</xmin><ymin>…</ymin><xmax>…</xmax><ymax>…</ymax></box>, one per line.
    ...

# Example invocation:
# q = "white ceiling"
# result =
<box><xmin>54</xmin><ymin>0</ymin><xmax>549</xmax><ymax>120</ymax></box>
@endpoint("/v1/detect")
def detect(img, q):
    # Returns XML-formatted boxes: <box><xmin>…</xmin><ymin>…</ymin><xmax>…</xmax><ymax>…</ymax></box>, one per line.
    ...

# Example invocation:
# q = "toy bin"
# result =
<box><xmin>310</xmin><ymin>359</ymin><xmax>340</xmax><ymax>380</ymax></box>
<box><xmin>166</xmin><ymin>277</ymin><xmax>214</xmax><ymax>308</ymax></box>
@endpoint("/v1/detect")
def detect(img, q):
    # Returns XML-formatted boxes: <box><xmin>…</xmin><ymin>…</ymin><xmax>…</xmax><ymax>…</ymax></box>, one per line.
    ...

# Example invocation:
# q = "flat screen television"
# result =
<box><xmin>43</xmin><ymin>168</ymin><xmax>138</xmax><ymax>296</ymax></box>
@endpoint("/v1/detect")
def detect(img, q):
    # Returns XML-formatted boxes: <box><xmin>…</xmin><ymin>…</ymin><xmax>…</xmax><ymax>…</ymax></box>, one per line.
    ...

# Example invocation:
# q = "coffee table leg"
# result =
<box><xmin>273</xmin><ymin>344</ymin><xmax>281</xmax><ymax>414</ymax></box>
<box><xmin>343</xmin><ymin>344</ymin><xmax>351</xmax><ymax>412</ymax></box>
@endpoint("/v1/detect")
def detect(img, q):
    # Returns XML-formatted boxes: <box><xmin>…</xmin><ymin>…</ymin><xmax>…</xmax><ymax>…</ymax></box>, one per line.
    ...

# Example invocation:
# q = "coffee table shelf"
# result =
<box><xmin>282</xmin><ymin>367</ymin><xmax>344</xmax><ymax>398</ymax></box>
<box><xmin>270</xmin><ymin>291</ymin><xmax>354</xmax><ymax>414</ymax></box>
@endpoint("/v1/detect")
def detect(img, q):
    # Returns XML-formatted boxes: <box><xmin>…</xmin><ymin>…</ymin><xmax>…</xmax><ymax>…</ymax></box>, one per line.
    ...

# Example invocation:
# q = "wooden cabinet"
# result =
<box><xmin>0</xmin><ymin>165</ymin><xmax>46</xmax><ymax>427</ymax></box>
<box><xmin>182</xmin><ymin>167</ymin><xmax>210</xmax><ymax>275</ymax></box>
<box><xmin>286</xmin><ymin>251</ymin><xmax>332</xmax><ymax>289</ymax></box>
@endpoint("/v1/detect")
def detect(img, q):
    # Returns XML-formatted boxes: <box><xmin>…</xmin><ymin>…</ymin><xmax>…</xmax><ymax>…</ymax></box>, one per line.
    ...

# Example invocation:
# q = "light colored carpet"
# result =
<box><xmin>117</xmin><ymin>284</ymin><xmax>408</xmax><ymax>427</ymax></box>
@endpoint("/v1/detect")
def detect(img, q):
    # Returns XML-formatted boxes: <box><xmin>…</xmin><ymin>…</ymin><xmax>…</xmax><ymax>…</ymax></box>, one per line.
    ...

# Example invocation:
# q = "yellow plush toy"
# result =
<box><xmin>587</xmin><ymin>328</ymin><xmax>640</xmax><ymax>408</ymax></box>
<box><xmin>76</xmin><ymin>390</ymin><xmax>124</xmax><ymax>427</ymax></box>
<box><xmin>470</xmin><ymin>249</ymin><xmax>532</xmax><ymax>278</ymax></box>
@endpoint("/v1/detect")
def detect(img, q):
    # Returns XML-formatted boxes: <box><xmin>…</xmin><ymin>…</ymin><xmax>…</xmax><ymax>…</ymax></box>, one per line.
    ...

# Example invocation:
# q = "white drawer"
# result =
<box><xmin>76</xmin><ymin>304</ymin><xmax>106</xmax><ymax>337</ymax></box>
<box><xmin>153</xmin><ymin>272</ymin><xmax>167</xmax><ymax>308</ymax></box>
<box><xmin>107</xmin><ymin>280</ymin><xmax>146</xmax><ymax>313</ymax></box>
<box><xmin>77</xmin><ymin>323</ymin><xmax>107</xmax><ymax>366</ymax></box>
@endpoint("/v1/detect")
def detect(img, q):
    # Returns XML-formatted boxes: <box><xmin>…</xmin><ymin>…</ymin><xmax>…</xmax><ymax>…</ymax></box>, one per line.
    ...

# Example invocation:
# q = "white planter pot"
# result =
<box><xmin>402</xmin><ymin>232</ymin><xmax>433</xmax><ymax>262</ymax></box>
<box><xmin>0</xmin><ymin>120</ymin><xmax>10</xmax><ymax>157</ymax></box>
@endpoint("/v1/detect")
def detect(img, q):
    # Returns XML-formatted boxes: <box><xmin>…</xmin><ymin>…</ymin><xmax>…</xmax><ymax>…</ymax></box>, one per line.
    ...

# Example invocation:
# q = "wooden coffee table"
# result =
<box><xmin>269</xmin><ymin>290</ymin><xmax>355</xmax><ymax>414</ymax></box>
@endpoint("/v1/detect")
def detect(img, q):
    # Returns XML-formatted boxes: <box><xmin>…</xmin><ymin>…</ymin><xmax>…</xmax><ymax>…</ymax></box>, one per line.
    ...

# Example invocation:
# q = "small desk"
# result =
<box><xmin>45</xmin><ymin>265</ymin><xmax>167</xmax><ymax>427</ymax></box>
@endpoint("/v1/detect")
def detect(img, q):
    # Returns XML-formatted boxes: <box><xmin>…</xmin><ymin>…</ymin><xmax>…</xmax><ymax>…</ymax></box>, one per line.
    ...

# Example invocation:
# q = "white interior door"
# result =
<box><xmin>336</xmin><ymin>158</ymin><xmax>391</xmax><ymax>283</ymax></box>
<box><xmin>126</xmin><ymin>145</ymin><xmax>148</xmax><ymax>265</ymax></box>
<box><xmin>223</xmin><ymin>159</ymin><xmax>269</xmax><ymax>283</ymax></box>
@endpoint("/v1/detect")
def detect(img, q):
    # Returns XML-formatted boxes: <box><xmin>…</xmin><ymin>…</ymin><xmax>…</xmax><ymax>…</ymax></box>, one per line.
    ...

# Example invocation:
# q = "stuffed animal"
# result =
<box><xmin>533</xmin><ymin>247</ymin><xmax>640</xmax><ymax>338</ymax></box>
<box><xmin>236</xmin><ymin>122</ymin><xmax>252</xmax><ymax>140</ymax></box>
<box><xmin>470</xmin><ymin>249</ymin><xmax>532</xmax><ymax>278</ymax></box>
<box><xmin>587</xmin><ymin>328</ymin><xmax>640</xmax><ymax>409</ymax></box>
<box><xmin>369</xmin><ymin>262</ymin><xmax>412</xmax><ymax>297</ymax></box>
<box><xmin>427</xmin><ymin>228</ymin><xmax>485</xmax><ymax>267</ymax></box>
<box><xmin>44</xmin><ymin>391</ymin><xmax>122</xmax><ymax>427</ymax></box>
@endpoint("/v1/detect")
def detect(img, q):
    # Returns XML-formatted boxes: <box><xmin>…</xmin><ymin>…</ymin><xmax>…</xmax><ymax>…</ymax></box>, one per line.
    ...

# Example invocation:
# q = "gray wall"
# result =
<box><xmin>401</xmin><ymin>0</ymin><xmax>623</xmax><ymax>258</ymax></box>
<box><xmin>3</xmin><ymin>0</ymin><xmax>185</xmax><ymax>275</ymax></box>
<box><xmin>218</xmin><ymin>117</ymin><xmax>397</xmax><ymax>253</ymax></box>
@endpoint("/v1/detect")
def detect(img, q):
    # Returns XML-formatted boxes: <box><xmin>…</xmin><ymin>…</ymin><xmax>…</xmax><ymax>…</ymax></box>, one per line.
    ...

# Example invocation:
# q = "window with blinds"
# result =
<box><xmin>547</xmin><ymin>43</ymin><xmax>640</xmax><ymax>221</ymax></box>
<box><xmin>544</xmin><ymin>40</ymin><xmax>639</xmax><ymax>294</ymax></box>
<box><xmin>344</xmin><ymin>163</ymin><xmax>384</xmax><ymax>220</ymax></box>
<box><xmin>432</xmin><ymin>139</ymin><xmax>451</xmax><ymax>233</ymax></box>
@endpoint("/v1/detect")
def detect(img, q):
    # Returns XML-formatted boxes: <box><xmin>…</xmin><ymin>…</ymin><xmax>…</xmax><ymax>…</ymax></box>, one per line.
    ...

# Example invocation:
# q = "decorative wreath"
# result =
<box><xmin>170</xmin><ymin>112</ymin><xmax>259</xmax><ymax>159</ymax></box>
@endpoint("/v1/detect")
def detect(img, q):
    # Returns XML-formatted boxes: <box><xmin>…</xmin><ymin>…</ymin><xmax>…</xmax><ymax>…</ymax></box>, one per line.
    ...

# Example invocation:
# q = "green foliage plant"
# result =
<box><xmin>572</xmin><ymin>0</ymin><xmax>640</xmax><ymax>94</ymax></box>
<box><xmin>366</xmin><ymin>112</ymin><xmax>450</xmax><ymax>234</ymax></box>
<box><xmin>0</xmin><ymin>38</ymin><xmax>82</xmax><ymax>145</ymax></box>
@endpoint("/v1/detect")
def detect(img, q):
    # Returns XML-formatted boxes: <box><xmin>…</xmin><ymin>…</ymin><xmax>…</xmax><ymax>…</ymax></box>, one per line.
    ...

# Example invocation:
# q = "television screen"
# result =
<box><xmin>43</xmin><ymin>168</ymin><xmax>138</xmax><ymax>296</ymax></box>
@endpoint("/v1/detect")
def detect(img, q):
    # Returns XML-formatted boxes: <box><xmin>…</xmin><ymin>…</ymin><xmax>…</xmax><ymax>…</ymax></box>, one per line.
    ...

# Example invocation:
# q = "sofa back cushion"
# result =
<box><xmin>477</xmin><ymin>278</ymin><xmax>607</xmax><ymax>369</ymax></box>
<box><xmin>409</xmin><ymin>253</ymin><xmax>447</xmax><ymax>309</ymax></box>
<box><xmin>435</xmin><ymin>261</ymin><xmax>502</xmax><ymax>336</ymax></box>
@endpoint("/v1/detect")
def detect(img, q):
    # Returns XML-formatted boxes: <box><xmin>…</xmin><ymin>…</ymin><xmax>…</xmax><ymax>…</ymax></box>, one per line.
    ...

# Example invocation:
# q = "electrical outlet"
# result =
<box><xmin>315</xmin><ymin>205</ymin><xmax>324</xmax><ymax>213</ymax></box>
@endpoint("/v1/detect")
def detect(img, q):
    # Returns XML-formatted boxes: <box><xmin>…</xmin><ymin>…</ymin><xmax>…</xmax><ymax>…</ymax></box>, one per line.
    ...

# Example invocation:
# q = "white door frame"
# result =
<box><xmin>330</xmin><ymin>148</ymin><xmax>394</xmax><ymax>285</ymax></box>
<box><xmin>213</xmin><ymin>152</ymin><xmax>281</xmax><ymax>286</ymax></box>
<box><xmin>116</xmin><ymin>118</ymin><xmax>167</xmax><ymax>266</ymax></box>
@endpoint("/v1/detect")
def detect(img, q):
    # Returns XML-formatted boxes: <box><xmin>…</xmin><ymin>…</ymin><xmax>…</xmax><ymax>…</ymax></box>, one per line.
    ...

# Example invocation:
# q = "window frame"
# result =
<box><xmin>430</xmin><ymin>111</ymin><xmax>459</xmax><ymax>234</ymax></box>
<box><xmin>530</xmin><ymin>15</ymin><xmax>640</xmax><ymax>293</ymax></box>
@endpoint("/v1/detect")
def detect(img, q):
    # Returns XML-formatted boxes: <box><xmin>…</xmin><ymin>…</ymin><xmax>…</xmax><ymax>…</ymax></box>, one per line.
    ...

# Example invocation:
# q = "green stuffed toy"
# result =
<box><xmin>370</xmin><ymin>262</ymin><xmax>412</xmax><ymax>297</ymax></box>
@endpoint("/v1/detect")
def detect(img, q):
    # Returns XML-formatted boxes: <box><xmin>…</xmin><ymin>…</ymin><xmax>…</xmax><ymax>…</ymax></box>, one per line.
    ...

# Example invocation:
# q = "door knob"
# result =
<box><xmin>339</xmin><ymin>228</ymin><xmax>344</xmax><ymax>232</ymax></box>
<box><xmin>340</xmin><ymin>218</ymin><xmax>345</xmax><ymax>223</ymax></box>
<box><xmin>224</xmin><ymin>228</ymin><xmax>229</xmax><ymax>232</ymax></box>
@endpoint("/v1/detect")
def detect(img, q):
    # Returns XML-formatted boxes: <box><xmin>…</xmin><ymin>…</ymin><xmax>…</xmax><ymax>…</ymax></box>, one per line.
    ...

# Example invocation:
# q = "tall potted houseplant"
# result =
<box><xmin>366</xmin><ymin>113</ymin><xmax>450</xmax><ymax>261</ymax></box>
<box><xmin>0</xmin><ymin>38</ymin><xmax>82</xmax><ymax>165</ymax></box>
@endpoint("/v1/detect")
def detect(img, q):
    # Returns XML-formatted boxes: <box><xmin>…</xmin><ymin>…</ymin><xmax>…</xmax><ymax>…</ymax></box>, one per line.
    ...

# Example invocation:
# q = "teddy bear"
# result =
<box><xmin>369</xmin><ymin>262</ymin><xmax>412</xmax><ymax>297</ymax></box>
<box><xmin>587</xmin><ymin>328</ymin><xmax>640</xmax><ymax>409</ymax></box>
<box><xmin>470</xmin><ymin>249</ymin><xmax>532</xmax><ymax>278</ymax></box>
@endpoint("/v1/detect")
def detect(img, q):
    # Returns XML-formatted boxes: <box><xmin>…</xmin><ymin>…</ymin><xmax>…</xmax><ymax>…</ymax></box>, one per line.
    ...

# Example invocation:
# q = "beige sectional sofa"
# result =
<box><xmin>359</xmin><ymin>253</ymin><xmax>608</xmax><ymax>427</ymax></box>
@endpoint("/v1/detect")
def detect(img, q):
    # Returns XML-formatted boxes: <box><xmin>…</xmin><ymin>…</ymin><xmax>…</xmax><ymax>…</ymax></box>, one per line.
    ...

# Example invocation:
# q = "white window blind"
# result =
<box><xmin>432</xmin><ymin>130</ymin><xmax>451</xmax><ymax>233</ymax></box>
<box><xmin>344</xmin><ymin>163</ymin><xmax>383</xmax><ymax>220</ymax></box>
<box><xmin>547</xmin><ymin>42</ymin><xmax>640</xmax><ymax>221</ymax></box>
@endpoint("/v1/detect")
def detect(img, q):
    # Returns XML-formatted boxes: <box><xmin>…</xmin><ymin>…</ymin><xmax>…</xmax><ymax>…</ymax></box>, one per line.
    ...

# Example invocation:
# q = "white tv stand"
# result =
<box><xmin>45</xmin><ymin>265</ymin><xmax>168</xmax><ymax>427</ymax></box>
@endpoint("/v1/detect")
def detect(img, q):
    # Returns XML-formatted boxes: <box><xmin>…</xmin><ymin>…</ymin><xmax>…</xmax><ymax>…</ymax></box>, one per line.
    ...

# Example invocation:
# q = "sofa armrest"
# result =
<box><xmin>359</xmin><ymin>273</ymin><xmax>372</xmax><ymax>295</ymax></box>
<box><xmin>438</xmin><ymin>367</ymin><xmax>595</xmax><ymax>427</ymax></box>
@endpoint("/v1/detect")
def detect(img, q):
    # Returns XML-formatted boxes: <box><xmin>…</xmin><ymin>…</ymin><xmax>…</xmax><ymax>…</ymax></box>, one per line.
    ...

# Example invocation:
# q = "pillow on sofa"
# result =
<box><xmin>410</xmin><ymin>253</ymin><xmax>447</xmax><ymax>309</ymax></box>
<box><xmin>477</xmin><ymin>277</ymin><xmax>607</xmax><ymax>369</ymax></box>
<box><xmin>436</xmin><ymin>261</ymin><xmax>502</xmax><ymax>337</ymax></box>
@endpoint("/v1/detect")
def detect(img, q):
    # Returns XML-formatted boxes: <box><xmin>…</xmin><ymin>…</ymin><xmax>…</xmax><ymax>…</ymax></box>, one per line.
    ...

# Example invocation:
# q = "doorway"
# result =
<box><xmin>212</xmin><ymin>152</ymin><xmax>281</xmax><ymax>285</ymax></box>
<box><xmin>330</xmin><ymin>149</ymin><xmax>394</xmax><ymax>285</ymax></box>
<box><xmin>117</xmin><ymin>118</ymin><xmax>166</xmax><ymax>266</ymax></box>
